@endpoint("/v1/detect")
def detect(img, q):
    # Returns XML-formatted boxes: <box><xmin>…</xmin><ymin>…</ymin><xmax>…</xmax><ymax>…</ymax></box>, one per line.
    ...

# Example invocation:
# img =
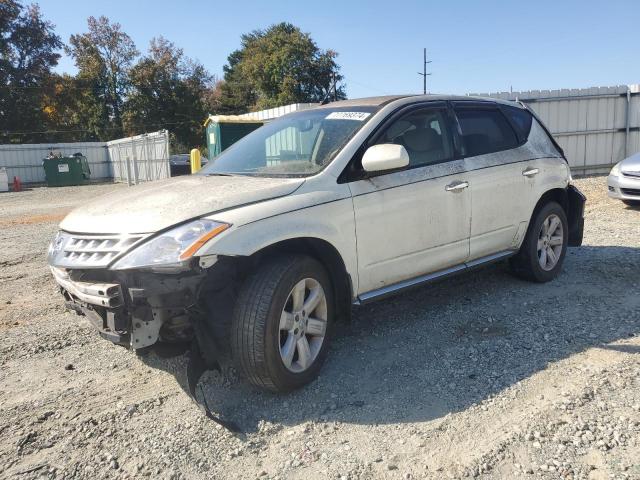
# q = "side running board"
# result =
<box><xmin>355</xmin><ymin>250</ymin><xmax>516</xmax><ymax>305</ymax></box>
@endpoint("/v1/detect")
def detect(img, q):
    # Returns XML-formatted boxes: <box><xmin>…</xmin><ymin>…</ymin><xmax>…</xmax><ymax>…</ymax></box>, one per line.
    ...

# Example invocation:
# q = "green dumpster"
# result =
<box><xmin>43</xmin><ymin>153</ymin><xmax>91</xmax><ymax>187</ymax></box>
<box><xmin>205</xmin><ymin>116</ymin><xmax>263</xmax><ymax>159</ymax></box>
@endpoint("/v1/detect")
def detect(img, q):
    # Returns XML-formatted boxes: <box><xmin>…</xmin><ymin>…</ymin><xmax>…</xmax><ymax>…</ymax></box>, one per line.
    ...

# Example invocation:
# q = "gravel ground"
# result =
<box><xmin>0</xmin><ymin>176</ymin><xmax>638</xmax><ymax>480</ymax></box>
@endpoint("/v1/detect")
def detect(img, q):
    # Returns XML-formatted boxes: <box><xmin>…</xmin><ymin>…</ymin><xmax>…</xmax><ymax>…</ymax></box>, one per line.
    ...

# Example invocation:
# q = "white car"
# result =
<box><xmin>607</xmin><ymin>152</ymin><xmax>640</xmax><ymax>206</ymax></box>
<box><xmin>48</xmin><ymin>95</ymin><xmax>585</xmax><ymax>393</ymax></box>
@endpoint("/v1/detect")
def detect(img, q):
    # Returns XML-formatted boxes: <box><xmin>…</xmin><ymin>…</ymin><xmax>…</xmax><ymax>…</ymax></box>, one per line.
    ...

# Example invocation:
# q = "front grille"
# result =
<box><xmin>63</xmin><ymin>235</ymin><xmax>144</xmax><ymax>266</ymax></box>
<box><xmin>620</xmin><ymin>188</ymin><xmax>640</xmax><ymax>197</ymax></box>
<box><xmin>51</xmin><ymin>232</ymin><xmax>148</xmax><ymax>268</ymax></box>
<box><xmin>622</xmin><ymin>171</ymin><xmax>640</xmax><ymax>178</ymax></box>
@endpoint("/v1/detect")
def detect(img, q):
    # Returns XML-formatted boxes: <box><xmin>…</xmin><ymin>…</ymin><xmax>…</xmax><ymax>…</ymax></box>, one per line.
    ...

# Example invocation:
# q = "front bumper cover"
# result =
<box><xmin>607</xmin><ymin>173</ymin><xmax>640</xmax><ymax>200</ymax></box>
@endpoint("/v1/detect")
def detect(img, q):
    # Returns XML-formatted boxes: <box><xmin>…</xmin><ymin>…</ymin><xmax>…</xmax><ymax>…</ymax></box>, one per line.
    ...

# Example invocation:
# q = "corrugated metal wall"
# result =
<box><xmin>237</xmin><ymin>103</ymin><xmax>316</xmax><ymax>121</ymax></box>
<box><xmin>0</xmin><ymin>142</ymin><xmax>108</xmax><ymax>184</ymax></box>
<box><xmin>476</xmin><ymin>85</ymin><xmax>640</xmax><ymax>174</ymax></box>
<box><xmin>0</xmin><ymin>130</ymin><xmax>170</xmax><ymax>184</ymax></box>
<box><xmin>107</xmin><ymin>130</ymin><xmax>170</xmax><ymax>184</ymax></box>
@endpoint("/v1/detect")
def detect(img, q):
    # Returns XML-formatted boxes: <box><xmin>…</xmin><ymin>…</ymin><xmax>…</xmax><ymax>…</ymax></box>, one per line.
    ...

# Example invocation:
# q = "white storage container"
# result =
<box><xmin>0</xmin><ymin>167</ymin><xmax>8</xmax><ymax>192</ymax></box>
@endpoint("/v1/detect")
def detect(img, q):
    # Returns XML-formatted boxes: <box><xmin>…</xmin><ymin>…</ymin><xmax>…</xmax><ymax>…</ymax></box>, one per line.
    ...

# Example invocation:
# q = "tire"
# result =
<box><xmin>509</xmin><ymin>201</ymin><xmax>569</xmax><ymax>283</ymax></box>
<box><xmin>231</xmin><ymin>254</ymin><xmax>334</xmax><ymax>392</ymax></box>
<box><xmin>622</xmin><ymin>200</ymin><xmax>640</xmax><ymax>207</ymax></box>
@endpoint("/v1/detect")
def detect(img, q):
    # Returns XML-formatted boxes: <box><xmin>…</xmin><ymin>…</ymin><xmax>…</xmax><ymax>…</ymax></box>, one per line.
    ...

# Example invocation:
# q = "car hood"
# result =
<box><xmin>620</xmin><ymin>152</ymin><xmax>640</xmax><ymax>173</ymax></box>
<box><xmin>60</xmin><ymin>175</ymin><xmax>305</xmax><ymax>234</ymax></box>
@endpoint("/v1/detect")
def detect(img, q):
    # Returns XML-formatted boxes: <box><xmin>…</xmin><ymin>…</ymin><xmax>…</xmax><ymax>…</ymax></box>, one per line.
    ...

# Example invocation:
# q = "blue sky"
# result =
<box><xmin>37</xmin><ymin>0</ymin><xmax>638</xmax><ymax>98</ymax></box>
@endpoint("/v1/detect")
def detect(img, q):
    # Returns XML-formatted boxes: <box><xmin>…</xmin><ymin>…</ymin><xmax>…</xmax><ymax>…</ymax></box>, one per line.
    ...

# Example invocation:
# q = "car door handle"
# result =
<box><xmin>522</xmin><ymin>167</ymin><xmax>539</xmax><ymax>177</ymax></box>
<box><xmin>445</xmin><ymin>181</ymin><xmax>469</xmax><ymax>192</ymax></box>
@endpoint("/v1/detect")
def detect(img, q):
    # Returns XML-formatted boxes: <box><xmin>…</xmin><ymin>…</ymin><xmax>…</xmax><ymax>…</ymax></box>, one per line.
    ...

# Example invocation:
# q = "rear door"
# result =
<box><xmin>452</xmin><ymin>102</ymin><xmax>532</xmax><ymax>260</ymax></box>
<box><xmin>346</xmin><ymin>103</ymin><xmax>471</xmax><ymax>296</ymax></box>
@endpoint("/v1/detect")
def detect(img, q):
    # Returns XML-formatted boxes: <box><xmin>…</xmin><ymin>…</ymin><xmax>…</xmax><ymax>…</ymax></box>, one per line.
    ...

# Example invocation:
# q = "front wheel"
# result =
<box><xmin>509</xmin><ymin>201</ymin><xmax>569</xmax><ymax>283</ymax></box>
<box><xmin>622</xmin><ymin>199</ymin><xmax>640</xmax><ymax>207</ymax></box>
<box><xmin>231</xmin><ymin>255</ymin><xmax>333</xmax><ymax>392</ymax></box>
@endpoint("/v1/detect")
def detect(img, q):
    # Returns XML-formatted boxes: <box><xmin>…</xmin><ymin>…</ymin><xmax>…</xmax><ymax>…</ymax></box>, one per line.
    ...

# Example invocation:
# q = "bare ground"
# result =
<box><xmin>0</xmin><ymin>177</ymin><xmax>638</xmax><ymax>480</ymax></box>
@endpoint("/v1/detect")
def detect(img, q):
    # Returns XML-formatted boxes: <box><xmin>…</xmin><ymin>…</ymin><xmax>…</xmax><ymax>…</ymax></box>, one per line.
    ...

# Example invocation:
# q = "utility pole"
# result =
<box><xmin>417</xmin><ymin>48</ymin><xmax>432</xmax><ymax>94</ymax></box>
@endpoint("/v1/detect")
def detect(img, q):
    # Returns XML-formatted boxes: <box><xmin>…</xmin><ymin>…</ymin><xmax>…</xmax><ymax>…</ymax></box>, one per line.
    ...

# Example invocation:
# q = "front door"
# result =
<box><xmin>347</xmin><ymin>104</ymin><xmax>471</xmax><ymax>296</ymax></box>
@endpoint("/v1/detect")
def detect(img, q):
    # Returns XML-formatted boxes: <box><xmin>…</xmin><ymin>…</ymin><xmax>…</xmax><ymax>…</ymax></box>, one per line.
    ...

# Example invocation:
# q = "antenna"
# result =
<box><xmin>417</xmin><ymin>48</ymin><xmax>432</xmax><ymax>94</ymax></box>
<box><xmin>320</xmin><ymin>72</ymin><xmax>339</xmax><ymax>105</ymax></box>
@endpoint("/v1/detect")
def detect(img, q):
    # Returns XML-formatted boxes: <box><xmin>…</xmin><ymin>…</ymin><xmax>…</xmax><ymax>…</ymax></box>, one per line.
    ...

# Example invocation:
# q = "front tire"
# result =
<box><xmin>231</xmin><ymin>255</ymin><xmax>333</xmax><ymax>392</ymax></box>
<box><xmin>622</xmin><ymin>199</ymin><xmax>640</xmax><ymax>207</ymax></box>
<box><xmin>509</xmin><ymin>201</ymin><xmax>569</xmax><ymax>283</ymax></box>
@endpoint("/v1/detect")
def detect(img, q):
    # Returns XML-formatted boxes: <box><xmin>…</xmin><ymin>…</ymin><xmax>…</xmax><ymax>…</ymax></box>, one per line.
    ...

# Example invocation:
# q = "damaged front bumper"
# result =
<box><xmin>50</xmin><ymin>252</ymin><xmax>241</xmax><ymax>429</ymax></box>
<box><xmin>51</xmin><ymin>266</ymin><xmax>204</xmax><ymax>349</ymax></box>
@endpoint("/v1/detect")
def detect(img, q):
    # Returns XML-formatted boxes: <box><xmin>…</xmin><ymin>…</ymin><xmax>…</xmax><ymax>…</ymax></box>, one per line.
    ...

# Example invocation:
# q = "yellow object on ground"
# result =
<box><xmin>190</xmin><ymin>149</ymin><xmax>202</xmax><ymax>174</ymax></box>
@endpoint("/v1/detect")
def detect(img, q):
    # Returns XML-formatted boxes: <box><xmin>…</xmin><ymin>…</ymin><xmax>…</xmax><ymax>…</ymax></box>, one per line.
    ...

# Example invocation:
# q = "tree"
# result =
<box><xmin>209</xmin><ymin>49</ymin><xmax>256</xmax><ymax>115</ymax></box>
<box><xmin>41</xmin><ymin>73</ymin><xmax>101</xmax><ymax>143</ymax></box>
<box><xmin>213</xmin><ymin>22</ymin><xmax>345</xmax><ymax>114</ymax></box>
<box><xmin>124</xmin><ymin>36</ymin><xmax>212</xmax><ymax>151</ymax></box>
<box><xmin>66</xmin><ymin>16</ymin><xmax>138</xmax><ymax>140</ymax></box>
<box><xmin>0</xmin><ymin>1</ymin><xmax>21</xmax><ymax>64</ymax></box>
<box><xmin>0</xmin><ymin>1</ymin><xmax>62</xmax><ymax>143</ymax></box>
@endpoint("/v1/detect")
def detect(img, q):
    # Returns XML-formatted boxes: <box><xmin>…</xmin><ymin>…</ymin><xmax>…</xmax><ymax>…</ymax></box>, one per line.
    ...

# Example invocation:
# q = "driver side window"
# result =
<box><xmin>375</xmin><ymin>108</ymin><xmax>454</xmax><ymax>167</ymax></box>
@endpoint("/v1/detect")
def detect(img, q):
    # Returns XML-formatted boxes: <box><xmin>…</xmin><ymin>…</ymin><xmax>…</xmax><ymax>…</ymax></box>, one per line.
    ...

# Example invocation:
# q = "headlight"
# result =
<box><xmin>610</xmin><ymin>162</ymin><xmax>621</xmax><ymax>176</ymax></box>
<box><xmin>47</xmin><ymin>231</ymin><xmax>70</xmax><ymax>265</ymax></box>
<box><xmin>111</xmin><ymin>219</ymin><xmax>230</xmax><ymax>270</ymax></box>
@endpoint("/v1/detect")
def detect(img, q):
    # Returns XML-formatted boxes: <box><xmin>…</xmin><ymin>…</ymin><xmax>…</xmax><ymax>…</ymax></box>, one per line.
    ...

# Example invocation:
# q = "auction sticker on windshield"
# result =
<box><xmin>325</xmin><ymin>112</ymin><xmax>371</xmax><ymax>121</ymax></box>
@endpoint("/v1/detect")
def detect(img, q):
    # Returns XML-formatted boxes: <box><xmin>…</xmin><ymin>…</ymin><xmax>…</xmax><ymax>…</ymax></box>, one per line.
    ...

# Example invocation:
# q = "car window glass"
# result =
<box><xmin>200</xmin><ymin>106</ymin><xmax>376</xmax><ymax>177</ymax></box>
<box><xmin>375</xmin><ymin>109</ymin><xmax>454</xmax><ymax>167</ymax></box>
<box><xmin>265</xmin><ymin>123</ymin><xmax>320</xmax><ymax>163</ymax></box>
<box><xmin>455</xmin><ymin>108</ymin><xmax>518</xmax><ymax>157</ymax></box>
<box><xmin>502</xmin><ymin>105</ymin><xmax>533</xmax><ymax>140</ymax></box>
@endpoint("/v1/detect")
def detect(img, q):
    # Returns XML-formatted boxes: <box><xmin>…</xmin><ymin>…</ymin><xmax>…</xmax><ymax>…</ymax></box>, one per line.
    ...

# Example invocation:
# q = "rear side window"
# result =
<box><xmin>455</xmin><ymin>108</ymin><xmax>518</xmax><ymax>157</ymax></box>
<box><xmin>502</xmin><ymin>105</ymin><xmax>533</xmax><ymax>141</ymax></box>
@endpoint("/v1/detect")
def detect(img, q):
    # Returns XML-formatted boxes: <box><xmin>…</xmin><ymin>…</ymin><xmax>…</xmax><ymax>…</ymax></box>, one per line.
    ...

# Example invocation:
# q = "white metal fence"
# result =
<box><xmin>107</xmin><ymin>131</ymin><xmax>170</xmax><ymax>184</ymax></box>
<box><xmin>476</xmin><ymin>85</ymin><xmax>640</xmax><ymax>174</ymax></box>
<box><xmin>0</xmin><ymin>142</ymin><xmax>108</xmax><ymax>184</ymax></box>
<box><xmin>0</xmin><ymin>130</ymin><xmax>170</xmax><ymax>184</ymax></box>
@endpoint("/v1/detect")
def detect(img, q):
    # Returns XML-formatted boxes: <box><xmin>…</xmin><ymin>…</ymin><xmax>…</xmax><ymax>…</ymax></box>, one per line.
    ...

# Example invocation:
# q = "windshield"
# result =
<box><xmin>199</xmin><ymin>106</ymin><xmax>377</xmax><ymax>177</ymax></box>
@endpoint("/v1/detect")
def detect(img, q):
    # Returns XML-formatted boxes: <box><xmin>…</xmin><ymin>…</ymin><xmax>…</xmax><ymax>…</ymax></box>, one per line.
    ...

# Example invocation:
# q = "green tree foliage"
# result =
<box><xmin>124</xmin><ymin>37</ymin><xmax>212</xmax><ymax>152</ymax></box>
<box><xmin>213</xmin><ymin>22</ymin><xmax>345</xmax><ymax>114</ymax></box>
<box><xmin>1</xmin><ymin>12</ymin><xmax>346</xmax><ymax>149</ymax></box>
<box><xmin>0</xmin><ymin>1</ymin><xmax>62</xmax><ymax>143</ymax></box>
<box><xmin>66</xmin><ymin>16</ymin><xmax>138</xmax><ymax>140</ymax></box>
<box><xmin>41</xmin><ymin>73</ymin><xmax>99</xmax><ymax>142</ymax></box>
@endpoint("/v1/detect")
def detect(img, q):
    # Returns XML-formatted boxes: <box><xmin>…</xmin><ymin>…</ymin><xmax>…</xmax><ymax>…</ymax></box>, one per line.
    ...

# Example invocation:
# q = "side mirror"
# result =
<box><xmin>361</xmin><ymin>144</ymin><xmax>409</xmax><ymax>173</ymax></box>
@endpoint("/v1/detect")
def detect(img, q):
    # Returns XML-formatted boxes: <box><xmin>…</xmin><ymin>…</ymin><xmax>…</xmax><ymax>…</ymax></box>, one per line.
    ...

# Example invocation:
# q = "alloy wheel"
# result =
<box><xmin>537</xmin><ymin>213</ymin><xmax>564</xmax><ymax>271</ymax></box>
<box><xmin>278</xmin><ymin>278</ymin><xmax>328</xmax><ymax>373</ymax></box>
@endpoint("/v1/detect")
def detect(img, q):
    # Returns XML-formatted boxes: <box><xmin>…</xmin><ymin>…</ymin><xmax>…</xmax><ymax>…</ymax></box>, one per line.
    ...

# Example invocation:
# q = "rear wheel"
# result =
<box><xmin>231</xmin><ymin>255</ymin><xmax>333</xmax><ymax>392</ymax></box>
<box><xmin>509</xmin><ymin>201</ymin><xmax>568</xmax><ymax>283</ymax></box>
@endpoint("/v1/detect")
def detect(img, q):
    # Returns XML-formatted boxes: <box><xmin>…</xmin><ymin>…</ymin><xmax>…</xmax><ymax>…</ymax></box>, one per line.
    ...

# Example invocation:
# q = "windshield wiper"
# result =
<box><xmin>205</xmin><ymin>173</ymin><xmax>235</xmax><ymax>177</ymax></box>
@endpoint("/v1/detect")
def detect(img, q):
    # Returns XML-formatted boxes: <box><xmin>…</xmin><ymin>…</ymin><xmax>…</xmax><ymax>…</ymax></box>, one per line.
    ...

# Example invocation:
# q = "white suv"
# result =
<box><xmin>48</xmin><ymin>95</ymin><xmax>585</xmax><ymax>393</ymax></box>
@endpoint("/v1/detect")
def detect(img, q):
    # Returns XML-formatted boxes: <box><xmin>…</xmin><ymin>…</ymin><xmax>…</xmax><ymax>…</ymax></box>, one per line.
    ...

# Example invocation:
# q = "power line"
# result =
<box><xmin>346</xmin><ymin>78</ymin><xmax>389</xmax><ymax>96</ymax></box>
<box><xmin>1</xmin><ymin>119</ymin><xmax>202</xmax><ymax>136</ymax></box>
<box><xmin>0</xmin><ymin>84</ymin><xmax>97</xmax><ymax>90</ymax></box>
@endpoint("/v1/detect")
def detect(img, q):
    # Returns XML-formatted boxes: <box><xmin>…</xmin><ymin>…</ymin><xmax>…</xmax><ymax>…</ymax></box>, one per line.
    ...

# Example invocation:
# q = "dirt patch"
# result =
<box><xmin>0</xmin><ymin>212</ymin><xmax>69</xmax><ymax>227</ymax></box>
<box><xmin>0</xmin><ymin>177</ymin><xmax>638</xmax><ymax>479</ymax></box>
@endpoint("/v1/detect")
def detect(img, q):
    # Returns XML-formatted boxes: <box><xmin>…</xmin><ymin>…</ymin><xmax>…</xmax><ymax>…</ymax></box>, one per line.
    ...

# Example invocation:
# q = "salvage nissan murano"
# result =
<box><xmin>48</xmin><ymin>95</ymin><xmax>585</xmax><ymax>393</ymax></box>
